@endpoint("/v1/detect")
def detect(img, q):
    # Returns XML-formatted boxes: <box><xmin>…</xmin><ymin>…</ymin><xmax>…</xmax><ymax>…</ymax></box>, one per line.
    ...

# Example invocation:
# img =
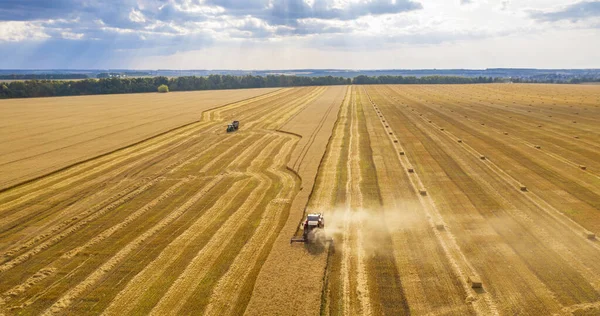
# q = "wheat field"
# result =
<box><xmin>1</xmin><ymin>84</ymin><xmax>600</xmax><ymax>315</ymax></box>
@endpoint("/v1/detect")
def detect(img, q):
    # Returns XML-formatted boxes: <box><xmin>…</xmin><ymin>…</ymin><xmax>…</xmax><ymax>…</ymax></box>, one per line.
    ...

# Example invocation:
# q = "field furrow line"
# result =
<box><xmin>40</xmin><ymin>175</ymin><xmax>227</xmax><ymax>315</ymax></box>
<box><xmin>0</xmin><ymin>131</ymin><xmax>239</xmax><ymax>261</ymax></box>
<box><xmin>148</xmin><ymin>138</ymin><xmax>281</xmax><ymax>315</ymax></box>
<box><xmin>338</xmin><ymin>89</ymin><xmax>372</xmax><ymax>315</ymax></box>
<box><xmin>245</xmin><ymin>87</ymin><xmax>326</xmax><ymax>130</ymax></box>
<box><xmin>203</xmin><ymin>135</ymin><xmax>297</xmax><ymax>315</ymax></box>
<box><xmin>100</xmin><ymin>132</ymin><xmax>277</xmax><ymax>314</ymax></box>
<box><xmin>0</xmin><ymin>87</ymin><xmax>284</xmax><ymax>204</ymax></box>
<box><xmin>262</xmin><ymin>87</ymin><xmax>328</xmax><ymax>130</ymax></box>
<box><xmin>399</xmin><ymin>90</ymin><xmax>600</xmax><ymax>184</ymax></box>
<box><xmin>0</xmin><ymin>178</ymin><xmax>162</xmax><ymax>272</ymax></box>
<box><xmin>309</xmin><ymin>86</ymin><xmax>351</xmax><ymax>210</ymax></box>
<box><xmin>291</xmin><ymin>87</ymin><xmax>342</xmax><ymax>172</ymax></box>
<box><xmin>362</xmin><ymin>86</ymin><xmax>499</xmax><ymax>315</ymax></box>
<box><xmin>409</xmin><ymin>104</ymin><xmax>600</xmax><ymax>254</ymax></box>
<box><xmin>394</xmin><ymin>99</ymin><xmax>600</xmax><ymax>295</ymax></box>
<box><xmin>0</xmin><ymin>177</ymin><xmax>191</xmax><ymax>309</ymax></box>
<box><xmin>102</xmin><ymin>177</ymin><xmax>254</xmax><ymax>316</ymax></box>
<box><xmin>0</xmin><ymin>120</ymin><xmax>216</xmax><ymax>214</ymax></box>
<box><xmin>208</xmin><ymin>88</ymin><xmax>292</xmax><ymax>121</ymax></box>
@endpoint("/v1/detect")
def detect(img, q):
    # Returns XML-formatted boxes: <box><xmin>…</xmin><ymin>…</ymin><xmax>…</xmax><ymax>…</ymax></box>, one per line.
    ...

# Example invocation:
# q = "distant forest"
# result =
<box><xmin>0</xmin><ymin>74</ymin><xmax>545</xmax><ymax>99</ymax></box>
<box><xmin>0</xmin><ymin>74</ymin><xmax>89</xmax><ymax>80</ymax></box>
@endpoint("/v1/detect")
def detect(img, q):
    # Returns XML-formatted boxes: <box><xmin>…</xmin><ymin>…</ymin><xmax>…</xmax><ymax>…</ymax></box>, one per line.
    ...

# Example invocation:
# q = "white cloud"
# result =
<box><xmin>129</xmin><ymin>9</ymin><xmax>147</xmax><ymax>23</ymax></box>
<box><xmin>0</xmin><ymin>21</ymin><xmax>49</xmax><ymax>42</ymax></box>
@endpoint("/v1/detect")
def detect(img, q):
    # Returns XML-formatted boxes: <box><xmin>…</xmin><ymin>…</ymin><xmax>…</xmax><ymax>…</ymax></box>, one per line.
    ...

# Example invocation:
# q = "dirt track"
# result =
<box><xmin>1</xmin><ymin>84</ymin><xmax>599</xmax><ymax>315</ymax></box>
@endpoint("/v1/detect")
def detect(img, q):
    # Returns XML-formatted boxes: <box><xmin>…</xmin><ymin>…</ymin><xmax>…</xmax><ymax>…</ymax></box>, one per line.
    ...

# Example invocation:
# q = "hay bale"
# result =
<box><xmin>534</xmin><ymin>145</ymin><xmax>541</xmax><ymax>149</ymax></box>
<box><xmin>382</xmin><ymin>120</ymin><xmax>386</xmax><ymax>122</ymax></box>
<box><xmin>419</xmin><ymin>189</ymin><xmax>427</xmax><ymax>196</ymax></box>
<box><xmin>389</xmin><ymin>132</ymin><xmax>393</xmax><ymax>135</ymax></box>
<box><xmin>580</xmin><ymin>165</ymin><xmax>587</xmax><ymax>170</ymax></box>
<box><xmin>481</xmin><ymin>123</ymin><xmax>485</xmax><ymax>126</ymax></box>
<box><xmin>435</xmin><ymin>223</ymin><xmax>445</xmax><ymax>230</ymax></box>
<box><xmin>537</xmin><ymin>125</ymin><xmax>542</xmax><ymax>128</ymax></box>
<box><xmin>440</xmin><ymin>128</ymin><xmax>445</xmax><ymax>131</ymax></box>
<box><xmin>407</xmin><ymin>167</ymin><xmax>415</xmax><ymax>173</ymax></box>
<box><xmin>428</xmin><ymin>120</ymin><xmax>432</xmax><ymax>123</ymax></box>
<box><xmin>574</xmin><ymin>136</ymin><xmax>580</xmax><ymax>139</ymax></box>
<box><xmin>393</xmin><ymin>140</ymin><xmax>399</xmax><ymax>143</ymax></box>
<box><xmin>520</xmin><ymin>185</ymin><xmax>527</xmax><ymax>192</ymax></box>
<box><xmin>457</xmin><ymin>139</ymin><xmax>463</xmax><ymax>143</ymax></box>
<box><xmin>385</xmin><ymin>125</ymin><xmax>389</xmax><ymax>128</ymax></box>
<box><xmin>586</xmin><ymin>232</ymin><xmax>596</xmax><ymax>240</ymax></box>
<box><xmin>399</xmin><ymin>151</ymin><xmax>405</xmax><ymax>156</ymax></box>
<box><xmin>573</xmin><ymin>121</ymin><xmax>577</xmax><ymax>123</ymax></box>
<box><xmin>468</xmin><ymin>276</ymin><xmax>483</xmax><ymax>288</ymax></box>
<box><xmin>479</xmin><ymin>155</ymin><xmax>486</xmax><ymax>160</ymax></box>
<box><xmin>504</xmin><ymin>132</ymin><xmax>508</xmax><ymax>135</ymax></box>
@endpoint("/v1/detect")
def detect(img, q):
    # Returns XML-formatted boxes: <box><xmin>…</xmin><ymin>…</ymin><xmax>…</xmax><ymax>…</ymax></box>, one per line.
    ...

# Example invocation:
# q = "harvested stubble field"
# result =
<box><xmin>1</xmin><ymin>83</ymin><xmax>599</xmax><ymax>315</ymax></box>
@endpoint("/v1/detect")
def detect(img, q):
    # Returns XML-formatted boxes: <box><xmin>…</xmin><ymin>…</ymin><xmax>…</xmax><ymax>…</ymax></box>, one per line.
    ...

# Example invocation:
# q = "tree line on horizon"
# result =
<box><xmin>0</xmin><ymin>74</ymin><xmax>548</xmax><ymax>99</ymax></box>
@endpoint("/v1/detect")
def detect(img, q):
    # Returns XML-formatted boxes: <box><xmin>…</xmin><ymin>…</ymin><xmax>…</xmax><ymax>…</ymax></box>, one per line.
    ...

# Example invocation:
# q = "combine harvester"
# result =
<box><xmin>226</xmin><ymin>120</ymin><xmax>240</xmax><ymax>133</ymax></box>
<box><xmin>291</xmin><ymin>213</ymin><xmax>334</xmax><ymax>249</ymax></box>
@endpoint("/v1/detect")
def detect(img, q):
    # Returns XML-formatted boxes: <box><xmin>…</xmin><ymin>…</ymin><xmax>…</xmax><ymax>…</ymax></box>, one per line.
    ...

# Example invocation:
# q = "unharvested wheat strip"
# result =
<box><xmin>0</xmin><ymin>132</ymin><xmax>235</xmax><ymax>260</ymax></box>
<box><xmin>40</xmin><ymin>175</ymin><xmax>226</xmax><ymax>316</ymax></box>
<box><xmin>0</xmin><ymin>178</ymin><xmax>191</xmax><ymax>307</ymax></box>
<box><xmin>209</xmin><ymin>88</ymin><xmax>292</xmax><ymax>121</ymax></box>
<box><xmin>290</xmin><ymin>87</ymin><xmax>344</xmax><ymax>172</ymax></box>
<box><xmin>363</xmin><ymin>87</ymin><xmax>499</xmax><ymax>315</ymax></box>
<box><xmin>262</xmin><ymin>87</ymin><xmax>326</xmax><ymax>129</ymax></box>
<box><xmin>210</xmin><ymin>88</ymin><xmax>302</xmax><ymax>123</ymax></box>
<box><xmin>309</xmin><ymin>87</ymin><xmax>351</xmax><ymax>209</ymax></box>
<box><xmin>276</xmin><ymin>87</ymin><xmax>329</xmax><ymax>128</ymax></box>
<box><xmin>203</xmin><ymin>136</ymin><xmax>297</xmax><ymax>315</ymax></box>
<box><xmin>102</xmin><ymin>178</ymin><xmax>253</xmax><ymax>316</ymax></box>
<box><xmin>148</xmin><ymin>139</ymin><xmax>282</xmax><ymax>315</ymax></box>
<box><xmin>243</xmin><ymin>88</ymin><xmax>323</xmax><ymax>127</ymax></box>
<box><xmin>244</xmin><ymin>87</ymin><xmax>325</xmax><ymax>129</ymax></box>
<box><xmin>261</xmin><ymin>87</ymin><xmax>328</xmax><ymax>129</ymax></box>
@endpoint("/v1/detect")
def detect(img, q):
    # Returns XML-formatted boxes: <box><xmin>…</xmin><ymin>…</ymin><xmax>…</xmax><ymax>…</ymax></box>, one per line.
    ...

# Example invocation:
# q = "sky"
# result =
<box><xmin>0</xmin><ymin>0</ymin><xmax>599</xmax><ymax>69</ymax></box>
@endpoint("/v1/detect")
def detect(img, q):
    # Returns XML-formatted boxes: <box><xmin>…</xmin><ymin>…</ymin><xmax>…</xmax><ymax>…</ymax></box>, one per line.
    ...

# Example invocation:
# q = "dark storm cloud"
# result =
<box><xmin>530</xmin><ymin>1</ymin><xmax>600</xmax><ymax>22</ymax></box>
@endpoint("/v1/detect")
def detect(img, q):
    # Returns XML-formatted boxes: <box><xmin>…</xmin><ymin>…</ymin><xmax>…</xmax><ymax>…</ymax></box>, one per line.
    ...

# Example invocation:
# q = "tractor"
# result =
<box><xmin>226</xmin><ymin>120</ymin><xmax>240</xmax><ymax>133</ymax></box>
